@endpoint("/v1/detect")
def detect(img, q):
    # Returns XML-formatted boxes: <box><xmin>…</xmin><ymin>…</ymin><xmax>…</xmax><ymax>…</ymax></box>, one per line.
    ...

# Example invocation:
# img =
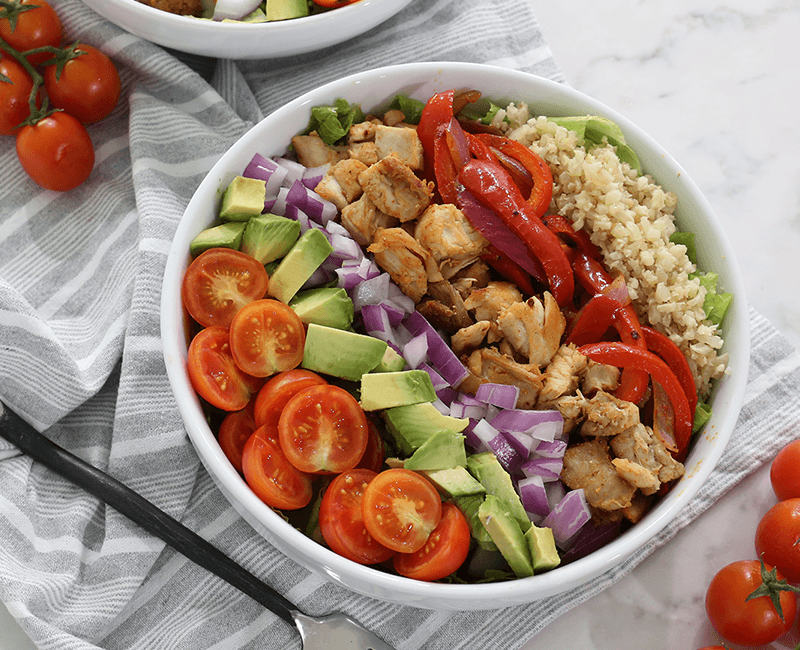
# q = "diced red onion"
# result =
<box><xmin>243</xmin><ymin>153</ymin><xmax>287</xmax><ymax>197</ymax></box>
<box><xmin>287</xmin><ymin>180</ymin><xmax>338</xmax><ymax>224</ymax></box>
<box><xmin>560</xmin><ymin>521</ymin><xmax>621</xmax><ymax>564</ymax></box>
<box><xmin>351</xmin><ymin>274</ymin><xmax>391</xmax><ymax>311</ymax></box>
<box><xmin>471</xmin><ymin>419</ymin><xmax>524</xmax><ymax>474</ymax></box>
<box><xmin>274</xmin><ymin>157</ymin><xmax>305</xmax><ymax>187</ymax></box>
<box><xmin>520</xmin><ymin>456</ymin><xmax>563</xmax><ymax>482</ymax></box>
<box><xmin>474</xmin><ymin>383</ymin><xmax>520</xmax><ymax>410</ymax></box>
<box><xmin>431</xmin><ymin>399</ymin><xmax>450</xmax><ymax>416</ymax></box>
<box><xmin>462</xmin><ymin>418</ymin><xmax>484</xmax><ymax>451</ymax></box>
<box><xmin>328</xmin><ymin>234</ymin><xmax>363</xmax><ymax>262</ymax></box>
<box><xmin>418</xmin><ymin>363</ymin><xmax>449</xmax><ymax>391</ymax></box>
<box><xmin>456</xmin><ymin>393</ymin><xmax>484</xmax><ymax>407</ymax></box>
<box><xmin>324</xmin><ymin>220</ymin><xmax>349</xmax><ymax>238</ymax></box>
<box><xmin>501</xmin><ymin>430</ymin><xmax>536</xmax><ymax>459</ymax></box>
<box><xmin>300</xmin><ymin>266</ymin><xmax>334</xmax><ymax>290</ymax></box>
<box><xmin>449</xmin><ymin>402</ymin><xmax>488</xmax><ymax>421</ymax></box>
<box><xmin>489</xmin><ymin>408</ymin><xmax>563</xmax><ymax>442</ymax></box>
<box><xmin>335</xmin><ymin>264</ymin><xmax>366</xmax><ymax>290</ymax></box>
<box><xmin>357</xmin><ymin>256</ymin><xmax>381</xmax><ymax>281</ymax></box>
<box><xmin>264</xmin><ymin>186</ymin><xmax>289</xmax><ymax>216</ymax></box>
<box><xmin>436</xmin><ymin>387</ymin><xmax>459</xmax><ymax>406</ymax></box>
<box><xmin>387</xmin><ymin>283</ymin><xmax>416</xmax><ymax>315</ymax></box>
<box><xmin>542</xmin><ymin>489</ymin><xmax>591</xmax><ymax>549</ymax></box>
<box><xmin>379</xmin><ymin>301</ymin><xmax>405</xmax><ymax>328</ymax></box>
<box><xmin>403</xmin><ymin>311</ymin><xmax>469</xmax><ymax>388</ymax></box>
<box><xmin>518</xmin><ymin>475</ymin><xmax>550</xmax><ymax>519</ymax></box>
<box><xmin>212</xmin><ymin>0</ymin><xmax>261</xmax><ymax>21</ymax></box>
<box><xmin>533</xmin><ymin>439</ymin><xmax>567</xmax><ymax>459</ymax></box>
<box><xmin>360</xmin><ymin>303</ymin><xmax>401</xmax><ymax>349</ymax></box>
<box><xmin>545</xmin><ymin>480</ymin><xmax>566</xmax><ymax>511</ymax></box>
<box><xmin>301</xmin><ymin>163</ymin><xmax>330</xmax><ymax>190</ymax></box>
<box><xmin>403</xmin><ymin>333</ymin><xmax>428</xmax><ymax>369</ymax></box>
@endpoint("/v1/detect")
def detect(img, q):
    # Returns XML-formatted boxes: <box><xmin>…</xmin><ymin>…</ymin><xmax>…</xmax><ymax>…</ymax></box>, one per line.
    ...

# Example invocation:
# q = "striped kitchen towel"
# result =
<box><xmin>0</xmin><ymin>0</ymin><xmax>798</xmax><ymax>649</ymax></box>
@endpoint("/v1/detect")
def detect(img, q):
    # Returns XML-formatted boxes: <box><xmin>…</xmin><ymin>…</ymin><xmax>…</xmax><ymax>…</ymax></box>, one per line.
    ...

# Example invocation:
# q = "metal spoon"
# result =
<box><xmin>0</xmin><ymin>400</ymin><xmax>395</xmax><ymax>650</ymax></box>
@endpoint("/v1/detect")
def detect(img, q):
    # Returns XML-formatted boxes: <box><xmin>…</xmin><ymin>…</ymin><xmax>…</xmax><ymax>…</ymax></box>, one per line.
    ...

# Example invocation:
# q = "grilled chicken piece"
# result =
<box><xmin>291</xmin><ymin>133</ymin><xmax>345</xmax><ymax>168</ymax></box>
<box><xmin>450</xmin><ymin>259</ymin><xmax>492</xmax><ymax>299</ymax></box>
<box><xmin>451</xmin><ymin>321</ymin><xmax>493</xmax><ymax>356</ymax></box>
<box><xmin>497</xmin><ymin>292</ymin><xmax>565</xmax><ymax>367</ymax></box>
<box><xmin>349</xmin><ymin>142</ymin><xmax>380</xmax><ymax>166</ymax></box>
<box><xmin>315</xmin><ymin>159</ymin><xmax>368</xmax><ymax>210</ymax></box>
<box><xmin>349</xmin><ymin>121</ymin><xmax>379</xmax><ymax>143</ymax></box>
<box><xmin>463</xmin><ymin>281</ymin><xmax>523</xmax><ymax>323</ymax></box>
<box><xmin>414</xmin><ymin>204</ymin><xmax>488</xmax><ymax>279</ymax></box>
<box><xmin>339</xmin><ymin>194</ymin><xmax>398</xmax><ymax>246</ymax></box>
<box><xmin>582</xmin><ymin>360</ymin><xmax>620</xmax><ymax>395</ymax></box>
<box><xmin>541</xmin><ymin>392</ymin><xmax>588</xmax><ymax>434</ymax></box>
<box><xmin>375</xmin><ymin>125</ymin><xmax>425</xmax><ymax>171</ymax></box>
<box><xmin>464</xmin><ymin>347</ymin><xmax>543</xmax><ymax>409</ymax></box>
<box><xmin>538</xmin><ymin>344</ymin><xmax>588</xmax><ymax>404</ymax></box>
<box><xmin>623</xmin><ymin>492</ymin><xmax>651</xmax><ymax>523</ymax></box>
<box><xmin>610</xmin><ymin>423</ymin><xmax>685</xmax><ymax>495</ymax></box>
<box><xmin>368</xmin><ymin>228</ymin><xmax>434</xmax><ymax>302</ymax></box>
<box><xmin>561</xmin><ymin>439</ymin><xmax>636</xmax><ymax>511</ymax></box>
<box><xmin>358</xmin><ymin>155</ymin><xmax>434</xmax><ymax>222</ymax></box>
<box><xmin>426</xmin><ymin>281</ymin><xmax>472</xmax><ymax>329</ymax></box>
<box><xmin>580</xmin><ymin>390</ymin><xmax>640</xmax><ymax>437</ymax></box>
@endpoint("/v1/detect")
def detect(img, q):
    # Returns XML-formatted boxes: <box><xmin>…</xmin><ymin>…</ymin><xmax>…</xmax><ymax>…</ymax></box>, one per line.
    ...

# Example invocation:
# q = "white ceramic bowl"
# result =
<box><xmin>161</xmin><ymin>62</ymin><xmax>749</xmax><ymax>610</ymax></box>
<box><xmin>81</xmin><ymin>0</ymin><xmax>413</xmax><ymax>60</ymax></box>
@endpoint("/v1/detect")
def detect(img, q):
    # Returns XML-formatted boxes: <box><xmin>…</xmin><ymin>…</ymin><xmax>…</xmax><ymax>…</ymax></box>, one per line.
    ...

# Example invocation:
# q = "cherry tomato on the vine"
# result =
<box><xmin>0</xmin><ymin>55</ymin><xmax>34</xmax><ymax>135</ymax></box>
<box><xmin>15</xmin><ymin>111</ymin><xmax>94</xmax><ymax>191</ymax></box>
<box><xmin>0</xmin><ymin>0</ymin><xmax>63</xmax><ymax>66</ymax></box>
<box><xmin>43</xmin><ymin>44</ymin><xmax>120</xmax><ymax>124</ymax></box>
<box><xmin>755</xmin><ymin>498</ymin><xmax>800</xmax><ymax>583</ymax></box>
<box><xmin>771</xmin><ymin>439</ymin><xmax>800</xmax><ymax>501</ymax></box>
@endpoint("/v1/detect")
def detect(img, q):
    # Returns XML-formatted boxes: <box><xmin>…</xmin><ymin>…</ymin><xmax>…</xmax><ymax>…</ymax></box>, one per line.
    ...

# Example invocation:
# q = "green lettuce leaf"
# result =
<box><xmin>388</xmin><ymin>94</ymin><xmax>425</xmax><ymax>124</ymax></box>
<box><xmin>304</xmin><ymin>98</ymin><xmax>365</xmax><ymax>146</ymax></box>
<box><xmin>548</xmin><ymin>115</ymin><xmax>641</xmax><ymax>172</ymax></box>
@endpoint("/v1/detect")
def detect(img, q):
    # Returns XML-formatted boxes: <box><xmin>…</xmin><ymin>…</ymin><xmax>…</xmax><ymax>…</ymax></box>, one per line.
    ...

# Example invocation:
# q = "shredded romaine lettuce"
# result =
<box><xmin>304</xmin><ymin>98</ymin><xmax>365</xmax><ymax>146</ymax></box>
<box><xmin>670</xmin><ymin>231</ymin><xmax>732</xmax><ymax>326</ymax></box>
<box><xmin>548</xmin><ymin>115</ymin><xmax>641</xmax><ymax>172</ymax></box>
<box><xmin>388</xmin><ymin>94</ymin><xmax>425</xmax><ymax>124</ymax></box>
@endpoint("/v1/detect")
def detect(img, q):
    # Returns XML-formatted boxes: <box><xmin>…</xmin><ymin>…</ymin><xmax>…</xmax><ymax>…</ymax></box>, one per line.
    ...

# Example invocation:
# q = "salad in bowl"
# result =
<box><xmin>161</xmin><ymin>62</ymin><xmax>748</xmax><ymax>609</ymax></box>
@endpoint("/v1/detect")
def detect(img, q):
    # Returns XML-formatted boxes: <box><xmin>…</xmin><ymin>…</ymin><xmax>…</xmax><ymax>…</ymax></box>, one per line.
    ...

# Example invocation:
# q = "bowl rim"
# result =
<box><xmin>161</xmin><ymin>61</ymin><xmax>750</xmax><ymax>608</ymax></box>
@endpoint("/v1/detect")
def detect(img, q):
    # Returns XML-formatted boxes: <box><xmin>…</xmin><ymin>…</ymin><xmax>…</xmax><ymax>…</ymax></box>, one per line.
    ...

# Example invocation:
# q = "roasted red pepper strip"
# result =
<box><xmin>571</xmin><ymin>251</ymin><xmax>649</xmax><ymax>404</ymax></box>
<box><xmin>475</xmin><ymin>133</ymin><xmax>553</xmax><ymax>219</ymax></box>
<box><xmin>459</xmin><ymin>159</ymin><xmax>574</xmax><ymax>307</ymax></box>
<box><xmin>565</xmin><ymin>294</ymin><xmax>620</xmax><ymax>346</ymax></box>
<box><xmin>579</xmin><ymin>342</ymin><xmax>693</xmax><ymax>456</ymax></box>
<box><xmin>433</xmin><ymin>127</ymin><xmax>459</xmax><ymax>205</ymax></box>
<box><xmin>481</xmin><ymin>244</ymin><xmax>536</xmax><ymax>296</ymax></box>
<box><xmin>642</xmin><ymin>326</ymin><xmax>698</xmax><ymax>415</ymax></box>
<box><xmin>542</xmin><ymin>214</ymin><xmax>600</xmax><ymax>260</ymax></box>
<box><xmin>417</xmin><ymin>89</ymin><xmax>455</xmax><ymax>180</ymax></box>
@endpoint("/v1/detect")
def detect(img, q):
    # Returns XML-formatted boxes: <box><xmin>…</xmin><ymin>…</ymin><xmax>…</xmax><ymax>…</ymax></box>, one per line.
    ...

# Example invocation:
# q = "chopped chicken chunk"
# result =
<box><xmin>339</xmin><ymin>194</ymin><xmax>398</xmax><ymax>246</ymax></box>
<box><xmin>538</xmin><ymin>344</ymin><xmax>588</xmax><ymax>403</ymax></box>
<box><xmin>358</xmin><ymin>155</ymin><xmax>434</xmax><ymax>222</ymax></box>
<box><xmin>414</xmin><ymin>204</ymin><xmax>488</xmax><ymax>279</ymax></box>
<box><xmin>497</xmin><ymin>292</ymin><xmax>565</xmax><ymax>367</ymax></box>
<box><xmin>368</xmin><ymin>228</ymin><xmax>433</xmax><ymax>302</ymax></box>
<box><xmin>580</xmin><ymin>390</ymin><xmax>641</xmax><ymax>437</ymax></box>
<box><xmin>450</xmin><ymin>259</ymin><xmax>492</xmax><ymax>299</ymax></box>
<box><xmin>291</xmin><ymin>133</ymin><xmax>345</xmax><ymax>168</ymax></box>
<box><xmin>349</xmin><ymin>121</ymin><xmax>378</xmax><ymax>143</ymax></box>
<box><xmin>375</xmin><ymin>125</ymin><xmax>425</xmax><ymax>171</ymax></box>
<box><xmin>464</xmin><ymin>347</ymin><xmax>542</xmax><ymax>409</ymax></box>
<box><xmin>623</xmin><ymin>492</ymin><xmax>651</xmax><ymax>523</ymax></box>
<box><xmin>561</xmin><ymin>439</ymin><xmax>636</xmax><ymax>511</ymax></box>
<box><xmin>541</xmin><ymin>392</ymin><xmax>588</xmax><ymax>434</ymax></box>
<box><xmin>315</xmin><ymin>159</ymin><xmax>368</xmax><ymax>210</ymax></box>
<box><xmin>452</xmin><ymin>321</ymin><xmax>493</xmax><ymax>356</ymax></box>
<box><xmin>464</xmin><ymin>281</ymin><xmax>523</xmax><ymax>323</ymax></box>
<box><xmin>611</xmin><ymin>458</ymin><xmax>660</xmax><ymax>494</ymax></box>
<box><xmin>349</xmin><ymin>142</ymin><xmax>379</xmax><ymax>166</ymax></box>
<box><xmin>582</xmin><ymin>360</ymin><xmax>620</xmax><ymax>395</ymax></box>
<box><xmin>610</xmin><ymin>423</ymin><xmax>685</xmax><ymax>494</ymax></box>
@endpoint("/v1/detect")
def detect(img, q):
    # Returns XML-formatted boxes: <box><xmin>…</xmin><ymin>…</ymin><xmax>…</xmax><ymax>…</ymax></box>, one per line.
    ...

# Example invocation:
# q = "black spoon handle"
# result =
<box><xmin>0</xmin><ymin>401</ymin><xmax>297</xmax><ymax>626</ymax></box>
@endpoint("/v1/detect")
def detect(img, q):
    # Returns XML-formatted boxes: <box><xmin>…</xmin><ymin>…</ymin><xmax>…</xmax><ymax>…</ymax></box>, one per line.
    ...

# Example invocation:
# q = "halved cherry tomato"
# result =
<box><xmin>241</xmin><ymin>432</ymin><xmax>313</xmax><ymax>510</ymax></box>
<box><xmin>319</xmin><ymin>469</ymin><xmax>395</xmax><ymax>565</ymax></box>
<box><xmin>217</xmin><ymin>400</ymin><xmax>257</xmax><ymax>472</ymax></box>
<box><xmin>181</xmin><ymin>248</ymin><xmax>269</xmax><ymax>329</ymax></box>
<box><xmin>187</xmin><ymin>326</ymin><xmax>263</xmax><ymax>411</ymax></box>
<box><xmin>393</xmin><ymin>502</ymin><xmax>470</xmax><ymax>581</ymax></box>
<box><xmin>229</xmin><ymin>299</ymin><xmax>305</xmax><ymax>378</ymax></box>
<box><xmin>278</xmin><ymin>384</ymin><xmax>368</xmax><ymax>474</ymax></box>
<box><xmin>254</xmin><ymin>369</ymin><xmax>327</xmax><ymax>428</ymax></box>
<box><xmin>361</xmin><ymin>468</ymin><xmax>442</xmax><ymax>554</ymax></box>
<box><xmin>355</xmin><ymin>418</ymin><xmax>385</xmax><ymax>473</ymax></box>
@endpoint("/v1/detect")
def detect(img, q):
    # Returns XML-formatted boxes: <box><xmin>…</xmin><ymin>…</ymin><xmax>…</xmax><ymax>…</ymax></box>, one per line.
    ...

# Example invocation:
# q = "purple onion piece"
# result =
<box><xmin>542</xmin><ymin>489</ymin><xmax>591</xmax><ymax>549</ymax></box>
<box><xmin>520</xmin><ymin>456</ymin><xmax>563</xmax><ymax>482</ymax></box>
<box><xmin>472</xmin><ymin>419</ymin><xmax>524</xmax><ymax>474</ymax></box>
<box><xmin>518</xmin><ymin>475</ymin><xmax>550</xmax><ymax>518</ymax></box>
<box><xmin>351</xmin><ymin>274</ymin><xmax>391</xmax><ymax>312</ymax></box>
<box><xmin>243</xmin><ymin>153</ymin><xmax>287</xmax><ymax>197</ymax></box>
<box><xmin>501</xmin><ymin>430</ymin><xmax>536</xmax><ymax>459</ymax></box>
<box><xmin>403</xmin><ymin>311</ymin><xmax>468</xmax><ymax>388</ymax></box>
<box><xmin>274</xmin><ymin>157</ymin><xmax>305</xmax><ymax>187</ymax></box>
<box><xmin>489</xmin><ymin>408</ymin><xmax>564</xmax><ymax>442</ymax></box>
<box><xmin>403</xmin><ymin>333</ymin><xmax>428</xmax><ymax>369</ymax></box>
<box><xmin>560</xmin><ymin>522</ymin><xmax>622</xmax><ymax>565</ymax></box>
<box><xmin>301</xmin><ymin>163</ymin><xmax>330</xmax><ymax>189</ymax></box>
<box><xmin>533</xmin><ymin>439</ymin><xmax>567</xmax><ymax>459</ymax></box>
<box><xmin>418</xmin><ymin>363</ymin><xmax>448</xmax><ymax>391</ymax></box>
<box><xmin>474</xmin><ymin>383</ymin><xmax>520</xmax><ymax>410</ymax></box>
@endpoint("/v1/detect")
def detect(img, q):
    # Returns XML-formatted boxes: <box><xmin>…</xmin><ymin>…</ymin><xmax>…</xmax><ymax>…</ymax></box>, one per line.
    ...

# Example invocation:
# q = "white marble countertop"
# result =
<box><xmin>1</xmin><ymin>0</ymin><xmax>799</xmax><ymax>648</ymax></box>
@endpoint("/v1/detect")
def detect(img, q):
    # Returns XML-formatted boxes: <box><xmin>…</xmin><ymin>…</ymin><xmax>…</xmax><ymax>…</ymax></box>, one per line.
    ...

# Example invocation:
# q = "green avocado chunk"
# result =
<box><xmin>265</xmin><ymin>0</ymin><xmax>308</xmax><ymax>21</ymax></box>
<box><xmin>453</xmin><ymin>494</ymin><xmax>497</xmax><ymax>551</ymax></box>
<box><xmin>419</xmin><ymin>466</ymin><xmax>486</xmax><ymax>498</ymax></box>
<box><xmin>241</xmin><ymin>213</ymin><xmax>301</xmax><ymax>265</ymax></box>
<box><xmin>301</xmin><ymin>323</ymin><xmax>387</xmax><ymax>382</ymax></box>
<box><xmin>268</xmin><ymin>228</ymin><xmax>333</xmax><ymax>304</ymax></box>
<box><xmin>374</xmin><ymin>345</ymin><xmax>407</xmax><ymax>373</ymax></box>
<box><xmin>525</xmin><ymin>524</ymin><xmax>561</xmax><ymax>571</ymax></box>
<box><xmin>467</xmin><ymin>452</ymin><xmax>531</xmax><ymax>533</ymax></box>
<box><xmin>219</xmin><ymin>176</ymin><xmax>267</xmax><ymax>222</ymax></box>
<box><xmin>189</xmin><ymin>221</ymin><xmax>246</xmax><ymax>257</ymax></box>
<box><xmin>382</xmin><ymin>402</ymin><xmax>469</xmax><ymax>454</ymax></box>
<box><xmin>478</xmin><ymin>495</ymin><xmax>534</xmax><ymax>578</ymax></box>
<box><xmin>403</xmin><ymin>429</ymin><xmax>467</xmax><ymax>471</ymax></box>
<box><xmin>289</xmin><ymin>287</ymin><xmax>354</xmax><ymax>330</ymax></box>
<box><xmin>360</xmin><ymin>370</ymin><xmax>436</xmax><ymax>411</ymax></box>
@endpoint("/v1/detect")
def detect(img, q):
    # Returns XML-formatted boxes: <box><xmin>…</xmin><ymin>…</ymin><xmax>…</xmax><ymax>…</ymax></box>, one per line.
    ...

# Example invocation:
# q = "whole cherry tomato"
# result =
<box><xmin>15</xmin><ymin>111</ymin><xmax>94</xmax><ymax>191</ymax></box>
<box><xmin>754</xmin><ymin>498</ymin><xmax>800</xmax><ymax>583</ymax></box>
<box><xmin>770</xmin><ymin>439</ymin><xmax>800</xmax><ymax>501</ymax></box>
<box><xmin>0</xmin><ymin>55</ymin><xmax>33</xmax><ymax>135</ymax></box>
<box><xmin>43</xmin><ymin>44</ymin><xmax>120</xmax><ymax>124</ymax></box>
<box><xmin>0</xmin><ymin>0</ymin><xmax>62</xmax><ymax>66</ymax></box>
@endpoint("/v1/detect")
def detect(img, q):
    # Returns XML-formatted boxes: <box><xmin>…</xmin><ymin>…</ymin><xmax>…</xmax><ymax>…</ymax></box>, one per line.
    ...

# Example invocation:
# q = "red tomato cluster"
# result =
<box><xmin>702</xmin><ymin>439</ymin><xmax>800</xmax><ymax>648</ymax></box>
<box><xmin>0</xmin><ymin>0</ymin><xmax>121</xmax><ymax>191</ymax></box>
<box><xmin>182</xmin><ymin>246</ymin><xmax>472</xmax><ymax>582</ymax></box>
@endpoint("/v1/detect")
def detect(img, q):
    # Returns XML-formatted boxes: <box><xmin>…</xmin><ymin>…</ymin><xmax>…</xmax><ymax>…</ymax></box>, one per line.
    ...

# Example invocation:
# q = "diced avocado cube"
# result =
<box><xmin>289</xmin><ymin>287</ymin><xmax>353</xmax><ymax>330</ymax></box>
<box><xmin>301</xmin><ymin>323</ymin><xmax>386</xmax><ymax>382</ymax></box>
<box><xmin>404</xmin><ymin>429</ymin><xmax>467</xmax><ymax>471</ymax></box>
<box><xmin>468</xmin><ymin>452</ymin><xmax>531</xmax><ymax>533</ymax></box>
<box><xmin>382</xmin><ymin>402</ymin><xmax>469</xmax><ymax>453</ymax></box>
<box><xmin>268</xmin><ymin>228</ymin><xmax>333</xmax><ymax>303</ymax></box>
<box><xmin>419</xmin><ymin>466</ymin><xmax>485</xmax><ymax>497</ymax></box>
<box><xmin>360</xmin><ymin>370</ymin><xmax>436</xmax><ymax>411</ymax></box>
<box><xmin>374</xmin><ymin>345</ymin><xmax>407</xmax><ymax>373</ymax></box>
<box><xmin>241</xmin><ymin>213</ymin><xmax>301</xmax><ymax>265</ymax></box>
<box><xmin>219</xmin><ymin>176</ymin><xmax>267</xmax><ymax>222</ymax></box>
<box><xmin>265</xmin><ymin>0</ymin><xmax>308</xmax><ymax>21</ymax></box>
<box><xmin>453</xmin><ymin>494</ymin><xmax>497</xmax><ymax>551</ymax></box>
<box><xmin>525</xmin><ymin>524</ymin><xmax>561</xmax><ymax>571</ymax></box>
<box><xmin>189</xmin><ymin>221</ymin><xmax>246</xmax><ymax>257</ymax></box>
<box><xmin>479</xmin><ymin>495</ymin><xmax>534</xmax><ymax>578</ymax></box>
<box><xmin>241</xmin><ymin>7</ymin><xmax>268</xmax><ymax>22</ymax></box>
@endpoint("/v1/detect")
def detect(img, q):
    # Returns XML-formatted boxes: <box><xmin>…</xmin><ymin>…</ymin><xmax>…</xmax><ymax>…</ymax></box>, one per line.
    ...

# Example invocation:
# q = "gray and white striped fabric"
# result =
<box><xmin>0</xmin><ymin>0</ymin><xmax>798</xmax><ymax>648</ymax></box>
